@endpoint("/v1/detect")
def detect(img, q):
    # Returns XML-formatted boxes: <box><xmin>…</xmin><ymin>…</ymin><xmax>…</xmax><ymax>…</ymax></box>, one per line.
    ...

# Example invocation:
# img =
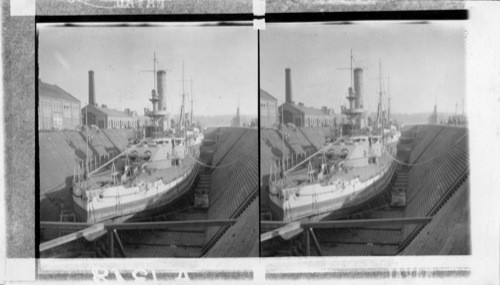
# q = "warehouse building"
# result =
<box><xmin>260</xmin><ymin>89</ymin><xmax>278</xmax><ymax>128</ymax></box>
<box><xmin>279</xmin><ymin>103</ymin><xmax>335</xmax><ymax>127</ymax></box>
<box><xmin>81</xmin><ymin>70</ymin><xmax>139</xmax><ymax>129</ymax></box>
<box><xmin>82</xmin><ymin>105</ymin><xmax>139</xmax><ymax>129</ymax></box>
<box><xmin>277</xmin><ymin>68</ymin><xmax>336</xmax><ymax>127</ymax></box>
<box><xmin>38</xmin><ymin>79</ymin><xmax>81</xmax><ymax>131</ymax></box>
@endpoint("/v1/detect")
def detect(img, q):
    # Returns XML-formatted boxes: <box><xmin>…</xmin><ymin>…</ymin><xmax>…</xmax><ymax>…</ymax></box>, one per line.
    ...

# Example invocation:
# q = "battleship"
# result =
<box><xmin>268</xmin><ymin>55</ymin><xmax>400</xmax><ymax>223</ymax></box>
<box><xmin>72</xmin><ymin>57</ymin><xmax>202</xmax><ymax>224</ymax></box>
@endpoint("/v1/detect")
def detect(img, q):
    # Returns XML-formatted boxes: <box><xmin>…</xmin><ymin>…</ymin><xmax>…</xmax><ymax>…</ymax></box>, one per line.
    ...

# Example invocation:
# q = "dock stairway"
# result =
<box><xmin>193</xmin><ymin>174</ymin><xmax>210</xmax><ymax>210</ymax></box>
<box><xmin>390</xmin><ymin>166</ymin><xmax>409</xmax><ymax>208</ymax></box>
<box><xmin>58</xmin><ymin>204</ymin><xmax>77</xmax><ymax>237</ymax></box>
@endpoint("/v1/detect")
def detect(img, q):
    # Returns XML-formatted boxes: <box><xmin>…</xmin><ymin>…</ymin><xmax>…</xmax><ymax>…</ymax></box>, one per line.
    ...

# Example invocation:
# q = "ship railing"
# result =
<box><xmin>39</xmin><ymin>219</ymin><xmax>237</xmax><ymax>257</ymax></box>
<box><xmin>83</xmin><ymin>156</ymin><xmax>198</xmax><ymax>198</ymax></box>
<box><xmin>274</xmin><ymin>152</ymin><xmax>311</xmax><ymax>174</ymax></box>
<box><xmin>74</xmin><ymin>152</ymin><xmax>118</xmax><ymax>184</ymax></box>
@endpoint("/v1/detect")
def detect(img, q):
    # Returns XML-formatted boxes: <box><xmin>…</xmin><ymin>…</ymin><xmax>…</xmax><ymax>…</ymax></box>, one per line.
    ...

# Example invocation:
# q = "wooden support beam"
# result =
<box><xmin>41</xmin><ymin>219</ymin><xmax>236</xmax><ymax>252</ymax></box>
<box><xmin>108</xmin><ymin>219</ymin><xmax>237</xmax><ymax>230</ymax></box>
<box><xmin>40</xmin><ymin>222</ymin><xmax>94</xmax><ymax>230</ymax></box>
<box><xmin>309</xmin><ymin>229</ymin><xmax>322</xmax><ymax>256</ymax></box>
<box><xmin>261</xmin><ymin>217</ymin><xmax>432</xmax><ymax>230</ymax></box>
<box><xmin>40</xmin><ymin>223</ymin><xmax>106</xmax><ymax>252</ymax></box>
<box><xmin>108</xmin><ymin>230</ymin><xmax>114</xmax><ymax>258</ymax></box>
<box><xmin>303</xmin><ymin>229</ymin><xmax>310</xmax><ymax>256</ymax></box>
<box><xmin>260</xmin><ymin>222</ymin><xmax>301</xmax><ymax>242</ymax></box>
<box><xmin>302</xmin><ymin>217</ymin><xmax>433</xmax><ymax>229</ymax></box>
<box><xmin>113</xmin><ymin>230</ymin><xmax>127</xmax><ymax>258</ymax></box>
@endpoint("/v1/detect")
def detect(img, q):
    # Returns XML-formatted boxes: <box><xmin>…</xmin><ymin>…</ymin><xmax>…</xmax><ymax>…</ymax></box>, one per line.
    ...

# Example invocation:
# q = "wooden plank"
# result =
<box><xmin>261</xmin><ymin>217</ymin><xmax>432</xmax><ymax>230</ymax></box>
<box><xmin>108</xmin><ymin>230</ymin><xmax>114</xmax><ymax>258</ymax></box>
<box><xmin>108</xmin><ymin>219</ymin><xmax>236</xmax><ymax>230</ymax></box>
<box><xmin>303</xmin><ymin>229</ymin><xmax>310</xmax><ymax>256</ymax></box>
<box><xmin>309</xmin><ymin>229</ymin><xmax>323</xmax><ymax>256</ymax></box>
<box><xmin>40</xmin><ymin>222</ymin><xmax>93</xmax><ymax>230</ymax></box>
<box><xmin>319</xmin><ymin>229</ymin><xmax>402</xmax><ymax>245</ymax></box>
<box><xmin>113</xmin><ymin>230</ymin><xmax>127</xmax><ymax>258</ymax></box>
<box><xmin>260</xmin><ymin>222</ymin><xmax>301</xmax><ymax>242</ymax></box>
<box><xmin>371</xmin><ymin>246</ymin><xmax>399</xmax><ymax>255</ymax></box>
<box><xmin>40</xmin><ymin>223</ymin><xmax>106</xmax><ymax>252</ymax></box>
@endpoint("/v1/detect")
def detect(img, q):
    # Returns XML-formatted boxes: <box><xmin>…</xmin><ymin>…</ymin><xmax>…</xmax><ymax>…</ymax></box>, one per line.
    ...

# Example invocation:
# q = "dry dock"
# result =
<box><xmin>260</xmin><ymin>125</ymin><xmax>469</xmax><ymax>256</ymax></box>
<box><xmin>39</xmin><ymin>127</ymin><xmax>258</xmax><ymax>257</ymax></box>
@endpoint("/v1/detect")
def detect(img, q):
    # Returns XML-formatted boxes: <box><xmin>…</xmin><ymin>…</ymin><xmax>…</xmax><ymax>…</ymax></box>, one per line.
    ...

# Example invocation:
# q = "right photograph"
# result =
<box><xmin>259</xmin><ymin>22</ymin><xmax>469</xmax><ymax>256</ymax></box>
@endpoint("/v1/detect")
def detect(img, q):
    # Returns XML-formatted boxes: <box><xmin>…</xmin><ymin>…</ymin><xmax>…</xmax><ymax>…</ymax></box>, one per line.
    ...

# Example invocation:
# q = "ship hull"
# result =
<box><xmin>73</xmin><ymin>162</ymin><xmax>199</xmax><ymax>223</ymax></box>
<box><xmin>269</xmin><ymin>160</ymin><xmax>396</xmax><ymax>222</ymax></box>
<box><xmin>269</xmin><ymin>144</ymin><xmax>398</xmax><ymax>223</ymax></box>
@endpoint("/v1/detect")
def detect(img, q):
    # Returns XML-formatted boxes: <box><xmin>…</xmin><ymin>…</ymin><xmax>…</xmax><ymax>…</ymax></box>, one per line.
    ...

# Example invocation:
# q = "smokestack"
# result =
<box><xmin>157</xmin><ymin>70</ymin><xmax>167</xmax><ymax>111</ymax></box>
<box><xmin>88</xmin><ymin>70</ymin><xmax>95</xmax><ymax>106</ymax></box>
<box><xmin>353</xmin><ymin>68</ymin><xmax>363</xmax><ymax>109</ymax></box>
<box><xmin>285</xmin><ymin>68</ymin><xmax>292</xmax><ymax>104</ymax></box>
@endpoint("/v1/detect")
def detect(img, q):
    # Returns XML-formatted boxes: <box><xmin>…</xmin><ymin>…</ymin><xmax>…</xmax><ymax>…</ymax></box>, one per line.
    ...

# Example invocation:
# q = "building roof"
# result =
<box><xmin>280</xmin><ymin>102</ymin><xmax>333</xmax><ymax>117</ymax></box>
<box><xmin>260</xmin><ymin>89</ymin><xmax>277</xmax><ymax>102</ymax></box>
<box><xmin>39</xmin><ymin>80</ymin><xmax>80</xmax><ymax>103</ymax></box>
<box><xmin>84</xmin><ymin>104</ymin><xmax>132</xmax><ymax>118</ymax></box>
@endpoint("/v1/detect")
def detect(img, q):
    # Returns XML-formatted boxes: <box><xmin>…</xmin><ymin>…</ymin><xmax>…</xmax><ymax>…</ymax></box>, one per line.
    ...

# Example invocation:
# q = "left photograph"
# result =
<box><xmin>37</xmin><ymin>23</ymin><xmax>258</xmax><ymax>258</ymax></box>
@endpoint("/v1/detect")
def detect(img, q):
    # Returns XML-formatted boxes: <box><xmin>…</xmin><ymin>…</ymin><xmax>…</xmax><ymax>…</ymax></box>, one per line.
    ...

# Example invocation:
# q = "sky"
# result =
<box><xmin>260</xmin><ymin>21</ymin><xmax>466</xmax><ymax>114</ymax></box>
<box><xmin>38</xmin><ymin>23</ymin><xmax>257</xmax><ymax>117</ymax></box>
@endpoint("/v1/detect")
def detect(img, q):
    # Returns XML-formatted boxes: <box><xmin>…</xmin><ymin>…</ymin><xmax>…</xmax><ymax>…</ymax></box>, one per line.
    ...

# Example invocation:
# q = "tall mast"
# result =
<box><xmin>387</xmin><ymin>73</ymin><xmax>390</xmax><ymax>124</ymax></box>
<box><xmin>281</xmin><ymin>99</ymin><xmax>285</xmax><ymax>176</ymax></box>
<box><xmin>182</xmin><ymin>62</ymin><xmax>187</xmax><ymax>148</ymax></box>
<box><xmin>350</xmin><ymin>49</ymin><xmax>353</xmax><ymax>89</ymax></box>
<box><xmin>190</xmin><ymin>77</ymin><xmax>193</xmax><ymax>126</ymax></box>
<box><xmin>179</xmin><ymin>61</ymin><xmax>185</xmax><ymax>130</ymax></box>
<box><xmin>85</xmin><ymin>104</ymin><xmax>89</xmax><ymax>174</ymax></box>
<box><xmin>183</xmin><ymin>64</ymin><xmax>187</xmax><ymax>152</ymax></box>
<box><xmin>153</xmin><ymin>52</ymin><xmax>156</xmax><ymax>93</ymax></box>
<box><xmin>376</xmin><ymin>59</ymin><xmax>383</xmax><ymax>128</ymax></box>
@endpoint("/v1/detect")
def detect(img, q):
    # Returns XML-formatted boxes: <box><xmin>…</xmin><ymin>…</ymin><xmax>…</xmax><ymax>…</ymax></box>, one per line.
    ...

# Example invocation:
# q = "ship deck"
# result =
<box><xmin>83</xmin><ymin>160</ymin><xmax>190</xmax><ymax>190</ymax></box>
<box><xmin>279</xmin><ymin>152</ymin><xmax>392</xmax><ymax>189</ymax></box>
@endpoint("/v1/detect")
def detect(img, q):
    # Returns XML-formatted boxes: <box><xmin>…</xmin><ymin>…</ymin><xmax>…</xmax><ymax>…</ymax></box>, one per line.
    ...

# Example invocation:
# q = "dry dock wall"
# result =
<box><xmin>401</xmin><ymin>125</ymin><xmax>469</xmax><ymax>253</ymax></box>
<box><xmin>402</xmin><ymin>177</ymin><xmax>470</xmax><ymax>255</ymax></box>
<box><xmin>39</xmin><ymin>129</ymin><xmax>133</xmax><ymax>223</ymax></box>
<box><xmin>205</xmin><ymin>199</ymin><xmax>259</xmax><ymax>257</ymax></box>
<box><xmin>204</xmin><ymin>127</ymin><xmax>258</xmax><ymax>256</ymax></box>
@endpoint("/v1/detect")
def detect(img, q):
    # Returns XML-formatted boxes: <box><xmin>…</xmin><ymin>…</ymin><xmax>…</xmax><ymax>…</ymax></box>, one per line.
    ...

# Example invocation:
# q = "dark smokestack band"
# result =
<box><xmin>353</xmin><ymin>68</ymin><xmax>363</xmax><ymax>109</ymax></box>
<box><xmin>89</xmin><ymin>70</ymin><xmax>95</xmax><ymax>106</ymax></box>
<box><xmin>285</xmin><ymin>68</ymin><xmax>292</xmax><ymax>104</ymax></box>
<box><xmin>157</xmin><ymin>70</ymin><xmax>167</xmax><ymax>111</ymax></box>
